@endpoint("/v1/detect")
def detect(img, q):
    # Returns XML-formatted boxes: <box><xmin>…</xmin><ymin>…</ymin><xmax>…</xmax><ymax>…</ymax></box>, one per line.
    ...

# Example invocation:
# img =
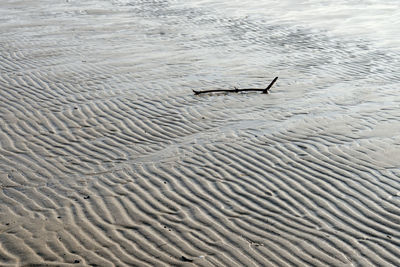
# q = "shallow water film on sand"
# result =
<box><xmin>1</xmin><ymin>0</ymin><xmax>400</xmax><ymax>266</ymax></box>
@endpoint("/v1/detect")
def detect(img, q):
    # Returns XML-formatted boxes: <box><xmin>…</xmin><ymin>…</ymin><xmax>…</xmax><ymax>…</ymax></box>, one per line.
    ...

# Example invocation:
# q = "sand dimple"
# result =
<box><xmin>1</xmin><ymin>0</ymin><xmax>400</xmax><ymax>266</ymax></box>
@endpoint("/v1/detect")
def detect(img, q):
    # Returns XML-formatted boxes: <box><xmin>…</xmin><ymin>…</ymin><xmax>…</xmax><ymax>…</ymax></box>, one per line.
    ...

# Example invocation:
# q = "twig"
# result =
<box><xmin>193</xmin><ymin>77</ymin><xmax>278</xmax><ymax>95</ymax></box>
<box><xmin>263</xmin><ymin>76</ymin><xmax>278</xmax><ymax>94</ymax></box>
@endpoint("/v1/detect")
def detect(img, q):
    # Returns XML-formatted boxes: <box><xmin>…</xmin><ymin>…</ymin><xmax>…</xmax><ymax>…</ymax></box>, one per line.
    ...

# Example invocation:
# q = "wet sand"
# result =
<box><xmin>1</xmin><ymin>0</ymin><xmax>400</xmax><ymax>266</ymax></box>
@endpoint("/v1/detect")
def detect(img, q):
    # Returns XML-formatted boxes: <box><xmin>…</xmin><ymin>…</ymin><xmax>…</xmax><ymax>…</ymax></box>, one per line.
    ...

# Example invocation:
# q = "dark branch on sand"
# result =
<box><xmin>193</xmin><ymin>77</ymin><xmax>278</xmax><ymax>95</ymax></box>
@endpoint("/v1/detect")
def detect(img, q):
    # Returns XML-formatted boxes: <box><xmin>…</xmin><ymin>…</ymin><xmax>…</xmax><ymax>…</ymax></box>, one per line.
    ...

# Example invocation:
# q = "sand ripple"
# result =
<box><xmin>1</xmin><ymin>0</ymin><xmax>400</xmax><ymax>266</ymax></box>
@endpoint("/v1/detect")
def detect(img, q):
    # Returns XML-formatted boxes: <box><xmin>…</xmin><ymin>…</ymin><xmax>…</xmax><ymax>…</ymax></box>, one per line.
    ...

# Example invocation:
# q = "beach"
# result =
<box><xmin>1</xmin><ymin>0</ymin><xmax>400</xmax><ymax>266</ymax></box>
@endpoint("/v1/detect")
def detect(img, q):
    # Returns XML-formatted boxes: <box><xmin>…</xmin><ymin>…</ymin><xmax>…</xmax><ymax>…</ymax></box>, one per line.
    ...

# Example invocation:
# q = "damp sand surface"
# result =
<box><xmin>1</xmin><ymin>0</ymin><xmax>400</xmax><ymax>266</ymax></box>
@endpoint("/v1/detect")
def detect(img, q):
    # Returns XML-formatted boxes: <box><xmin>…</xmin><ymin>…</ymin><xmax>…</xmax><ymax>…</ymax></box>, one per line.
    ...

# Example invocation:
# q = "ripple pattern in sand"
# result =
<box><xmin>1</xmin><ymin>0</ymin><xmax>400</xmax><ymax>266</ymax></box>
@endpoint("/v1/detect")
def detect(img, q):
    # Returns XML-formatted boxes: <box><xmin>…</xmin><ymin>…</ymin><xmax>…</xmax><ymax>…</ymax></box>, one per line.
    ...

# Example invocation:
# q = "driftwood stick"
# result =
<box><xmin>193</xmin><ymin>77</ymin><xmax>278</xmax><ymax>95</ymax></box>
<box><xmin>263</xmin><ymin>76</ymin><xmax>278</xmax><ymax>94</ymax></box>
